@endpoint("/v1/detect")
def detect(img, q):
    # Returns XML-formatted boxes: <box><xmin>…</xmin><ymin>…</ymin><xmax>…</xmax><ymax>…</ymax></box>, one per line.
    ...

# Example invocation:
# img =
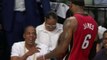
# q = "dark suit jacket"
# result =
<box><xmin>2</xmin><ymin>0</ymin><xmax>51</xmax><ymax>31</ymax></box>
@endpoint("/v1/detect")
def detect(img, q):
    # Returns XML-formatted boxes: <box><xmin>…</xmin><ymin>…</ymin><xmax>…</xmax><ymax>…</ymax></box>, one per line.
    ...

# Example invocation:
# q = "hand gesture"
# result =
<box><xmin>26</xmin><ymin>46</ymin><xmax>40</xmax><ymax>56</ymax></box>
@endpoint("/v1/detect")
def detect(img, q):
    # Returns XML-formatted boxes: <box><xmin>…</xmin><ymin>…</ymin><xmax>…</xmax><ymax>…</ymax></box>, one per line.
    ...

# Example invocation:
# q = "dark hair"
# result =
<box><xmin>45</xmin><ymin>11</ymin><xmax>58</xmax><ymax>21</ymax></box>
<box><xmin>71</xmin><ymin>0</ymin><xmax>85</xmax><ymax>6</ymax></box>
<box><xmin>23</xmin><ymin>25</ymin><xmax>36</xmax><ymax>34</ymax></box>
<box><xmin>103</xmin><ymin>30</ymin><xmax>107</xmax><ymax>37</ymax></box>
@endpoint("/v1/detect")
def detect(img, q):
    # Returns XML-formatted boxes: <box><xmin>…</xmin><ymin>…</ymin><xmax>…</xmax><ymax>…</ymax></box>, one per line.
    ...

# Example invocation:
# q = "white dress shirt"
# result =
<box><xmin>14</xmin><ymin>0</ymin><xmax>26</xmax><ymax>11</ymax></box>
<box><xmin>36</xmin><ymin>23</ymin><xmax>63</xmax><ymax>51</ymax></box>
<box><xmin>11</xmin><ymin>41</ymin><xmax>49</xmax><ymax>60</ymax></box>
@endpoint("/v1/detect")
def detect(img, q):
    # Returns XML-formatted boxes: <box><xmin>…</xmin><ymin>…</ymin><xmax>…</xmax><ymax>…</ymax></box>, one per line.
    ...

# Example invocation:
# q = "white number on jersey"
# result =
<box><xmin>82</xmin><ymin>34</ymin><xmax>91</xmax><ymax>49</ymax></box>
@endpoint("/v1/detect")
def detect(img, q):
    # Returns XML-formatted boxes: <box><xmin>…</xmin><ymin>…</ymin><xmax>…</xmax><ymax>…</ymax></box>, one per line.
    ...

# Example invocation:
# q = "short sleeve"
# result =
<box><xmin>11</xmin><ymin>43</ymin><xmax>20</xmax><ymax>57</ymax></box>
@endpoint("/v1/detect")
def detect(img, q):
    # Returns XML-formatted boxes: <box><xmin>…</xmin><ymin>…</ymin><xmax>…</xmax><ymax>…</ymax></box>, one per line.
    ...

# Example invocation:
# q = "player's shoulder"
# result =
<box><xmin>65</xmin><ymin>16</ymin><xmax>78</xmax><ymax>26</ymax></box>
<box><xmin>63</xmin><ymin>16</ymin><xmax>78</xmax><ymax>32</ymax></box>
<box><xmin>66</xmin><ymin>16</ymin><xmax>77</xmax><ymax>23</ymax></box>
<box><xmin>67</xmin><ymin>16</ymin><xmax>76</xmax><ymax>20</ymax></box>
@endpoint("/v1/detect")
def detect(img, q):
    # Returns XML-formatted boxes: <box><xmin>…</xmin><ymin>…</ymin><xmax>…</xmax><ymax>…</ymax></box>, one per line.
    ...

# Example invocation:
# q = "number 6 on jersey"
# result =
<box><xmin>82</xmin><ymin>34</ymin><xmax>92</xmax><ymax>49</ymax></box>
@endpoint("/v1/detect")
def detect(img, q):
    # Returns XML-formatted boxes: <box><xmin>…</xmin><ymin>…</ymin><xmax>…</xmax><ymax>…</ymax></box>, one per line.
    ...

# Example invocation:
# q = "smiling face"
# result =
<box><xmin>44</xmin><ymin>11</ymin><xmax>58</xmax><ymax>31</ymax></box>
<box><xmin>23</xmin><ymin>26</ymin><xmax>36</xmax><ymax>45</ymax></box>
<box><xmin>103</xmin><ymin>31</ymin><xmax>107</xmax><ymax>49</ymax></box>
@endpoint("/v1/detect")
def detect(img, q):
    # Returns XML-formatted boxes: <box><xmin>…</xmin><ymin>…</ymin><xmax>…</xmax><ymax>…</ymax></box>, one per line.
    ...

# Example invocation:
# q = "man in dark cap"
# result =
<box><xmin>37</xmin><ymin>0</ymin><xmax>98</xmax><ymax>60</ymax></box>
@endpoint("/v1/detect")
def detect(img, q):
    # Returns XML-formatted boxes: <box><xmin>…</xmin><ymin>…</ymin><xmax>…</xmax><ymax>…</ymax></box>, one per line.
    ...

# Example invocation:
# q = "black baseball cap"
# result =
<box><xmin>71</xmin><ymin>0</ymin><xmax>85</xmax><ymax>6</ymax></box>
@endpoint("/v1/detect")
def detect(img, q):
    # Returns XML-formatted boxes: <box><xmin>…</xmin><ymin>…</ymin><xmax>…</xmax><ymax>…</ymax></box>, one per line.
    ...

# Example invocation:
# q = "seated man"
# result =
<box><xmin>36</xmin><ymin>11</ymin><xmax>63</xmax><ymax>52</ymax></box>
<box><xmin>11</xmin><ymin>25</ymin><xmax>49</xmax><ymax>60</ymax></box>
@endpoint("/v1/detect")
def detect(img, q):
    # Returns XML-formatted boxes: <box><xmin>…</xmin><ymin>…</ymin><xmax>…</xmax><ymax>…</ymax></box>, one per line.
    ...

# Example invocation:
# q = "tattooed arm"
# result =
<box><xmin>37</xmin><ymin>17</ymin><xmax>77</xmax><ymax>60</ymax></box>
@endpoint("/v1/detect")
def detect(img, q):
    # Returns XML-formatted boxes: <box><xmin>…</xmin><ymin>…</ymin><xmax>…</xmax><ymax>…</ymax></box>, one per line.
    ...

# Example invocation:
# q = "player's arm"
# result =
<box><xmin>43</xmin><ymin>17</ymin><xmax>77</xmax><ymax>59</ymax></box>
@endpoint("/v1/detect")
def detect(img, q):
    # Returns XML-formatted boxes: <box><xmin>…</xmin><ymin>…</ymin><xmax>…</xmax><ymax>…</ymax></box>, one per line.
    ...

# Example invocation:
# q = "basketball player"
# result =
<box><xmin>37</xmin><ymin>0</ymin><xmax>98</xmax><ymax>60</ymax></box>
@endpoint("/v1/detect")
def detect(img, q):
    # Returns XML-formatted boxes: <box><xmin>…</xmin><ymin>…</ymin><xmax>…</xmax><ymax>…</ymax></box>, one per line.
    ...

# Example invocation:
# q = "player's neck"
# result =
<box><xmin>74</xmin><ymin>9</ymin><xmax>84</xmax><ymax>14</ymax></box>
<box><xmin>74</xmin><ymin>9</ymin><xmax>88</xmax><ymax>16</ymax></box>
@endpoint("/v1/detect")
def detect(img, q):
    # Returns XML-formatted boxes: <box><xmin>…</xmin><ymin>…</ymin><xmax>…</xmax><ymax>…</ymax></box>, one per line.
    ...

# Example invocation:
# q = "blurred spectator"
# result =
<box><xmin>96</xmin><ymin>26</ymin><xmax>107</xmax><ymax>52</ymax></box>
<box><xmin>93</xmin><ymin>30</ymin><xmax>107</xmax><ymax>60</ymax></box>
<box><xmin>36</xmin><ymin>11</ymin><xmax>63</xmax><ymax>53</ymax></box>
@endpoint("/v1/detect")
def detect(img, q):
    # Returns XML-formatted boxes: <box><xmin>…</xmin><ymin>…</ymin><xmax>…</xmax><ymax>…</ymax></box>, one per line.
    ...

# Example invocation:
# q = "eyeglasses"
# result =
<box><xmin>46</xmin><ymin>24</ymin><xmax>56</xmax><ymax>27</ymax></box>
<box><xmin>45</xmin><ymin>24</ymin><xmax>56</xmax><ymax>30</ymax></box>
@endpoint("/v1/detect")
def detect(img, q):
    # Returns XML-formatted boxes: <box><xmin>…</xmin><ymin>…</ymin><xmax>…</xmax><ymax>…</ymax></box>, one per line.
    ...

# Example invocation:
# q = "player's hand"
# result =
<box><xmin>26</xmin><ymin>46</ymin><xmax>40</xmax><ymax>56</ymax></box>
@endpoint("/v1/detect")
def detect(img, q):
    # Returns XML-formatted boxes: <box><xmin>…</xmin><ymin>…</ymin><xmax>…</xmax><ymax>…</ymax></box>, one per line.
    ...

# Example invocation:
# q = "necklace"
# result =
<box><xmin>24</xmin><ymin>45</ymin><xmax>36</xmax><ymax>60</ymax></box>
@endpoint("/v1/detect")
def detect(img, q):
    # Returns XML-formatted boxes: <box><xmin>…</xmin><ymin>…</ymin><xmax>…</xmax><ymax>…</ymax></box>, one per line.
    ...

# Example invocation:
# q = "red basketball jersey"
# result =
<box><xmin>68</xmin><ymin>13</ymin><xmax>98</xmax><ymax>60</ymax></box>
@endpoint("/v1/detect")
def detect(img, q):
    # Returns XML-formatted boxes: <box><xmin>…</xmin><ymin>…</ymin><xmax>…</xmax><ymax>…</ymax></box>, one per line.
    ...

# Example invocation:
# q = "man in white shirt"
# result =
<box><xmin>11</xmin><ymin>25</ymin><xmax>49</xmax><ymax>60</ymax></box>
<box><xmin>36</xmin><ymin>11</ymin><xmax>63</xmax><ymax>52</ymax></box>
